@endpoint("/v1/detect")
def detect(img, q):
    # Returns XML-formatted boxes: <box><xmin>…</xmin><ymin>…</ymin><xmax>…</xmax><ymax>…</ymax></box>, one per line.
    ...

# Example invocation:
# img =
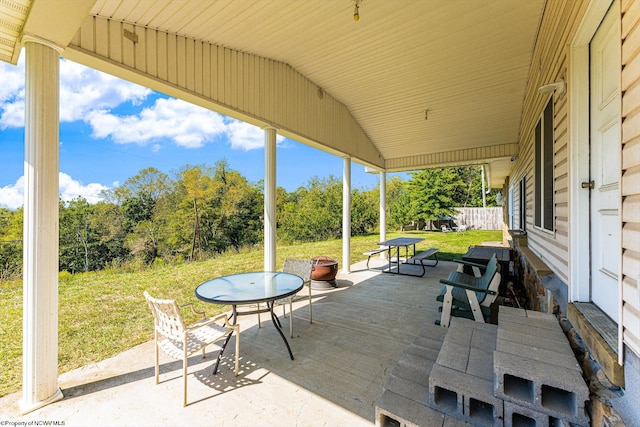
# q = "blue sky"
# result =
<box><xmin>0</xmin><ymin>55</ymin><xmax>402</xmax><ymax>210</ymax></box>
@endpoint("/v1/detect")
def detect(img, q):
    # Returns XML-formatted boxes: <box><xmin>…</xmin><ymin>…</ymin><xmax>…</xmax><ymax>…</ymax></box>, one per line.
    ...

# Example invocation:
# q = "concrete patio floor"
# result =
<box><xmin>0</xmin><ymin>258</ymin><xmax>462</xmax><ymax>427</ymax></box>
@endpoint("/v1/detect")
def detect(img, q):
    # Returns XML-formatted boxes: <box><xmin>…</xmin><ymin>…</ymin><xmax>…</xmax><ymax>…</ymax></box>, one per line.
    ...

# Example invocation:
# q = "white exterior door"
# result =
<box><xmin>589</xmin><ymin>4</ymin><xmax>620</xmax><ymax>322</ymax></box>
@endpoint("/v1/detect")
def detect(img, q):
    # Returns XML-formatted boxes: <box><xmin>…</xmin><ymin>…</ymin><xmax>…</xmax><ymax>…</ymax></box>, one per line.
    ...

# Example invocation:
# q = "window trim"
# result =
<box><xmin>519</xmin><ymin>176</ymin><xmax>526</xmax><ymax>231</ymax></box>
<box><xmin>534</xmin><ymin>97</ymin><xmax>555</xmax><ymax>232</ymax></box>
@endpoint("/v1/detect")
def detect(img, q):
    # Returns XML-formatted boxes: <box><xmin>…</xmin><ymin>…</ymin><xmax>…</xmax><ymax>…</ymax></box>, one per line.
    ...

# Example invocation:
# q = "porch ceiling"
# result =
<box><xmin>3</xmin><ymin>0</ymin><xmax>545</xmax><ymax>187</ymax></box>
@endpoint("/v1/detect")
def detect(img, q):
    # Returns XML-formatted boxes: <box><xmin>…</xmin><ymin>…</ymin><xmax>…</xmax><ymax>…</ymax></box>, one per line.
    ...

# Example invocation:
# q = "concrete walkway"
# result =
<box><xmin>0</xmin><ymin>258</ymin><xmax>458</xmax><ymax>427</ymax></box>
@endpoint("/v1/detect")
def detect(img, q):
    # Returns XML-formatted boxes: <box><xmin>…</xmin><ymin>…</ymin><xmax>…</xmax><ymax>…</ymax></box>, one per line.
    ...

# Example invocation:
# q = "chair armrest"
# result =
<box><xmin>439</xmin><ymin>279</ymin><xmax>497</xmax><ymax>295</ymax></box>
<box><xmin>452</xmin><ymin>259</ymin><xmax>488</xmax><ymax>270</ymax></box>
<box><xmin>187</xmin><ymin>312</ymin><xmax>238</xmax><ymax>333</ymax></box>
<box><xmin>180</xmin><ymin>302</ymin><xmax>206</xmax><ymax>320</ymax></box>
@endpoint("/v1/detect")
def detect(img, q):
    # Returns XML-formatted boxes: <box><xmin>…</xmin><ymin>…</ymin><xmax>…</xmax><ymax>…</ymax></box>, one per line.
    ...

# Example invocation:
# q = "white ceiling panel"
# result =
<box><xmin>2</xmin><ymin>0</ymin><xmax>545</xmax><ymax>186</ymax></box>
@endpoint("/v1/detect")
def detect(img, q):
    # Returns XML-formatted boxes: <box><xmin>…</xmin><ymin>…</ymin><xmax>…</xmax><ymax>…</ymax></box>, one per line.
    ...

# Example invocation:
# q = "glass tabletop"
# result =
<box><xmin>195</xmin><ymin>271</ymin><xmax>304</xmax><ymax>305</ymax></box>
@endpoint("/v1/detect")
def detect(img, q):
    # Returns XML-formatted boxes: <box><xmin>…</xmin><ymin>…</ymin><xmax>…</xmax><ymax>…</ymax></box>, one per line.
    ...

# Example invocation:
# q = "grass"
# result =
<box><xmin>0</xmin><ymin>229</ymin><xmax>502</xmax><ymax>397</ymax></box>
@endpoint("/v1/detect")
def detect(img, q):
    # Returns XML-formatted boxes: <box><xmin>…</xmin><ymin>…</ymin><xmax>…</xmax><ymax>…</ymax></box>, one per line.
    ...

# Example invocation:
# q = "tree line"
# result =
<box><xmin>0</xmin><ymin>162</ymin><xmax>497</xmax><ymax>279</ymax></box>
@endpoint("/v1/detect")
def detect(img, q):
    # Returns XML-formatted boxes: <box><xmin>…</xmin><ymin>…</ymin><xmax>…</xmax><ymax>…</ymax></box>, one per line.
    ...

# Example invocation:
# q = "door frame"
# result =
<box><xmin>569</xmin><ymin>0</ymin><xmax>621</xmax><ymax>357</ymax></box>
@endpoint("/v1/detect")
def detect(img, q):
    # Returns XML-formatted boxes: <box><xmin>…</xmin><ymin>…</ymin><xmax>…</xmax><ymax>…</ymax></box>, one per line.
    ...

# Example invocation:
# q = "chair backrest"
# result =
<box><xmin>477</xmin><ymin>254</ymin><xmax>498</xmax><ymax>288</ymax></box>
<box><xmin>476</xmin><ymin>254</ymin><xmax>499</xmax><ymax>305</ymax></box>
<box><xmin>481</xmin><ymin>272</ymin><xmax>501</xmax><ymax>307</ymax></box>
<box><xmin>283</xmin><ymin>258</ymin><xmax>314</xmax><ymax>283</ymax></box>
<box><xmin>144</xmin><ymin>291</ymin><xmax>186</xmax><ymax>340</ymax></box>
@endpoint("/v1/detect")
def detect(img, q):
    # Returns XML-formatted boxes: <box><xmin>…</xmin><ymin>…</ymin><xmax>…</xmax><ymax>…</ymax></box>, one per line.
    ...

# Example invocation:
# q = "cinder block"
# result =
<box><xmin>376</xmin><ymin>389</ymin><xmax>445</xmax><ymax>427</ymax></box>
<box><xmin>443</xmin><ymin>417</ymin><xmax>475</xmax><ymax>426</ymax></box>
<box><xmin>493</xmin><ymin>350</ymin><xmax>589</xmax><ymax>426</ymax></box>
<box><xmin>504</xmin><ymin>400</ymin><xmax>576</xmax><ymax>427</ymax></box>
<box><xmin>495</xmin><ymin>339</ymin><xmax>581</xmax><ymax>372</ymax></box>
<box><xmin>385</xmin><ymin>373</ymin><xmax>430</xmax><ymax>404</ymax></box>
<box><xmin>405</xmin><ymin>341</ymin><xmax>441</xmax><ymax>362</ymax></box>
<box><xmin>413</xmin><ymin>335</ymin><xmax>447</xmax><ymax>353</ymax></box>
<box><xmin>418</xmin><ymin>323</ymin><xmax>450</xmax><ymax>342</ymax></box>
<box><xmin>504</xmin><ymin>400</ymin><xmax>549</xmax><ymax>427</ymax></box>
<box><xmin>442</xmin><ymin>321</ymin><xmax>475</xmax><ymax>346</ymax></box>
<box><xmin>470</xmin><ymin>328</ymin><xmax>498</xmax><ymax>353</ymax></box>
<box><xmin>498</xmin><ymin>306</ymin><xmax>527</xmax><ymax>317</ymax></box>
<box><xmin>497</xmin><ymin>328</ymin><xmax>573</xmax><ymax>356</ymax></box>
<box><xmin>466</xmin><ymin>347</ymin><xmax>494</xmax><ymax>381</ymax></box>
<box><xmin>498</xmin><ymin>310</ymin><xmax>558</xmax><ymax>331</ymax></box>
<box><xmin>436</xmin><ymin>318</ymin><xmax>497</xmax><ymax>374</ymax></box>
<box><xmin>436</xmin><ymin>340</ymin><xmax>470</xmax><ymax>372</ymax></box>
<box><xmin>498</xmin><ymin>319</ymin><xmax>567</xmax><ymax>343</ymax></box>
<box><xmin>523</xmin><ymin>310</ymin><xmax>557</xmax><ymax>321</ymax></box>
<box><xmin>429</xmin><ymin>364</ymin><xmax>464</xmax><ymax>420</ymax></box>
<box><xmin>392</xmin><ymin>356</ymin><xmax>432</xmax><ymax>385</ymax></box>
<box><xmin>451</xmin><ymin>316</ymin><xmax>498</xmax><ymax>333</ymax></box>
<box><xmin>429</xmin><ymin>364</ymin><xmax>504</xmax><ymax>427</ymax></box>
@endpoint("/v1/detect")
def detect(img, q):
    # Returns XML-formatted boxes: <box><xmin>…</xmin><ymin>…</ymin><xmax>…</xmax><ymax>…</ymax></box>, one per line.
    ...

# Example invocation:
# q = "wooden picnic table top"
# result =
<box><xmin>377</xmin><ymin>237</ymin><xmax>424</xmax><ymax>247</ymax></box>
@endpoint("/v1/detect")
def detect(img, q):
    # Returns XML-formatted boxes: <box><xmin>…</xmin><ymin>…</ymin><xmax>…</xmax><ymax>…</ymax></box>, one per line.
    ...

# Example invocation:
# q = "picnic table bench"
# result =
<box><xmin>364</xmin><ymin>247</ymin><xmax>388</xmax><ymax>269</ymax></box>
<box><xmin>407</xmin><ymin>247</ymin><xmax>439</xmax><ymax>277</ymax></box>
<box><xmin>364</xmin><ymin>246</ymin><xmax>439</xmax><ymax>277</ymax></box>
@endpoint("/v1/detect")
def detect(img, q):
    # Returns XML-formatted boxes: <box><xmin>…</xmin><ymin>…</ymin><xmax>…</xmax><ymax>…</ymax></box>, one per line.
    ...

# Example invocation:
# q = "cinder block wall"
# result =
<box><xmin>514</xmin><ymin>252</ymin><xmax>551</xmax><ymax>313</ymax></box>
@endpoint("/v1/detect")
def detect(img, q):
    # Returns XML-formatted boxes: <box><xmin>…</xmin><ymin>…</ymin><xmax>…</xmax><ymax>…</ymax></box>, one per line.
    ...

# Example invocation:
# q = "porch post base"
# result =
<box><xmin>19</xmin><ymin>387</ymin><xmax>63</xmax><ymax>415</ymax></box>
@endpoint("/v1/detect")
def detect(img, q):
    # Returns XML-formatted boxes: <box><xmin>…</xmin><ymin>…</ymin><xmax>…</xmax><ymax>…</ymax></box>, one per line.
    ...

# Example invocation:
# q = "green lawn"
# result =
<box><xmin>0</xmin><ymin>229</ymin><xmax>502</xmax><ymax>397</ymax></box>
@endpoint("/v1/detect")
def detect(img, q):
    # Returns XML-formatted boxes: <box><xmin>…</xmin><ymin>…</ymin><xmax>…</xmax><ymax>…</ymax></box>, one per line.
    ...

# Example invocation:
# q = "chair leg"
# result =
<box><xmin>183</xmin><ymin>349</ymin><xmax>188</xmax><ymax>407</ymax></box>
<box><xmin>234</xmin><ymin>329</ymin><xmax>240</xmax><ymax>376</ymax></box>
<box><xmin>308</xmin><ymin>284</ymin><xmax>312</xmax><ymax>324</ymax></box>
<box><xmin>439</xmin><ymin>286</ymin><xmax>454</xmax><ymax>328</ymax></box>
<box><xmin>289</xmin><ymin>300</ymin><xmax>293</xmax><ymax>338</ymax></box>
<box><xmin>465</xmin><ymin>289</ymin><xmax>486</xmax><ymax>322</ymax></box>
<box><xmin>257</xmin><ymin>304</ymin><xmax>261</xmax><ymax>328</ymax></box>
<box><xmin>154</xmin><ymin>332</ymin><xmax>159</xmax><ymax>384</ymax></box>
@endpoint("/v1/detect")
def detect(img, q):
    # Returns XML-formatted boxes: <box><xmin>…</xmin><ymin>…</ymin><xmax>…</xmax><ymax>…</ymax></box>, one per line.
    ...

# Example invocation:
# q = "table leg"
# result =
<box><xmin>212</xmin><ymin>305</ymin><xmax>237</xmax><ymax>375</ymax></box>
<box><xmin>268</xmin><ymin>301</ymin><xmax>295</xmax><ymax>360</ymax></box>
<box><xmin>385</xmin><ymin>247</ymin><xmax>392</xmax><ymax>273</ymax></box>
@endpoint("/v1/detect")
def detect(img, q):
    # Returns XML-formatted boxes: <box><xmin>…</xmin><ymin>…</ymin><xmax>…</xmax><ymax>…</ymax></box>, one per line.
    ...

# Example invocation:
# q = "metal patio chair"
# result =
<box><xmin>144</xmin><ymin>291</ymin><xmax>239</xmax><ymax>406</ymax></box>
<box><xmin>274</xmin><ymin>258</ymin><xmax>314</xmax><ymax>337</ymax></box>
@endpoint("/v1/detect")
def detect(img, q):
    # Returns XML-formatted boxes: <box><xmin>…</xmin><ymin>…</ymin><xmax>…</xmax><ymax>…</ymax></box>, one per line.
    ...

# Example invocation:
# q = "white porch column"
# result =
<box><xmin>379</xmin><ymin>171</ymin><xmax>387</xmax><ymax>254</ymax></box>
<box><xmin>20</xmin><ymin>39</ymin><xmax>63</xmax><ymax>414</ymax></box>
<box><xmin>264</xmin><ymin>127</ymin><xmax>277</xmax><ymax>272</ymax></box>
<box><xmin>342</xmin><ymin>157</ymin><xmax>351</xmax><ymax>273</ymax></box>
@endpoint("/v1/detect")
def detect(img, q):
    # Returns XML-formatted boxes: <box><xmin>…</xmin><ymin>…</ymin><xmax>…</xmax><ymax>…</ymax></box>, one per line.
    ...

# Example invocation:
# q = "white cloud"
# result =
<box><xmin>59</xmin><ymin>60</ymin><xmax>151</xmax><ymax>122</ymax></box>
<box><xmin>0</xmin><ymin>52</ymin><xmax>285</xmax><ymax>152</ymax></box>
<box><xmin>85</xmin><ymin>97</ymin><xmax>228</xmax><ymax>148</ymax></box>
<box><xmin>0</xmin><ymin>55</ymin><xmax>151</xmax><ymax>129</ymax></box>
<box><xmin>59</xmin><ymin>172</ymin><xmax>110</xmax><ymax>204</ymax></box>
<box><xmin>0</xmin><ymin>100</ymin><xmax>25</xmax><ymax>129</ymax></box>
<box><xmin>0</xmin><ymin>173</ymin><xmax>109</xmax><ymax>210</ymax></box>
<box><xmin>226</xmin><ymin>121</ymin><xmax>263</xmax><ymax>150</ymax></box>
<box><xmin>0</xmin><ymin>176</ymin><xmax>24</xmax><ymax>210</ymax></box>
<box><xmin>226</xmin><ymin>120</ymin><xmax>285</xmax><ymax>151</ymax></box>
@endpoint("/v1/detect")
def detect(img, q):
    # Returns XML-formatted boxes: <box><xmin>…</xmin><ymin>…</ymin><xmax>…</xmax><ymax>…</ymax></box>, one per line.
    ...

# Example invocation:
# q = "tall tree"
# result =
<box><xmin>406</xmin><ymin>168</ymin><xmax>465</xmax><ymax>223</ymax></box>
<box><xmin>277</xmin><ymin>176</ymin><xmax>343</xmax><ymax>243</ymax></box>
<box><xmin>386</xmin><ymin>176</ymin><xmax>412</xmax><ymax>229</ymax></box>
<box><xmin>112</xmin><ymin>167</ymin><xmax>170</xmax><ymax>203</ymax></box>
<box><xmin>0</xmin><ymin>207</ymin><xmax>23</xmax><ymax>280</ymax></box>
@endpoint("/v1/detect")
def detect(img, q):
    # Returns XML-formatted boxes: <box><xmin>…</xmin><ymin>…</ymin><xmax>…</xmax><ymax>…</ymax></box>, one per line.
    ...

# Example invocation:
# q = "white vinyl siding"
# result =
<box><xmin>510</xmin><ymin>1</ymin><xmax>583</xmax><ymax>287</ymax></box>
<box><xmin>65</xmin><ymin>16</ymin><xmax>381</xmax><ymax>170</ymax></box>
<box><xmin>621</xmin><ymin>0</ymin><xmax>640</xmax><ymax>357</ymax></box>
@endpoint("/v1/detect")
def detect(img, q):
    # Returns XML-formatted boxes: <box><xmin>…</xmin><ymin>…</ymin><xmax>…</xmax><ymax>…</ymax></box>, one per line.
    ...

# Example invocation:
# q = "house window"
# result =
<box><xmin>508</xmin><ymin>187</ymin><xmax>514</xmax><ymax>229</ymax></box>
<box><xmin>534</xmin><ymin>98</ymin><xmax>554</xmax><ymax>231</ymax></box>
<box><xmin>519</xmin><ymin>177</ymin><xmax>526</xmax><ymax>231</ymax></box>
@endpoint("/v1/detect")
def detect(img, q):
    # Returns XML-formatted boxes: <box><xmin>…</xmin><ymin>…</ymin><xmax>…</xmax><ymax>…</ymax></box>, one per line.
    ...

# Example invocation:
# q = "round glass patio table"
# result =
<box><xmin>195</xmin><ymin>271</ymin><xmax>304</xmax><ymax>370</ymax></box>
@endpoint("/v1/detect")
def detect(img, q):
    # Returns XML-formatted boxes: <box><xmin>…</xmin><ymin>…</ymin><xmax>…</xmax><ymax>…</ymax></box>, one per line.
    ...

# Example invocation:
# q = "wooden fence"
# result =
<box><xmin>454</xmin><ymin>207</ymin><xmax>503</xmax><ymax>230</ymax></box>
